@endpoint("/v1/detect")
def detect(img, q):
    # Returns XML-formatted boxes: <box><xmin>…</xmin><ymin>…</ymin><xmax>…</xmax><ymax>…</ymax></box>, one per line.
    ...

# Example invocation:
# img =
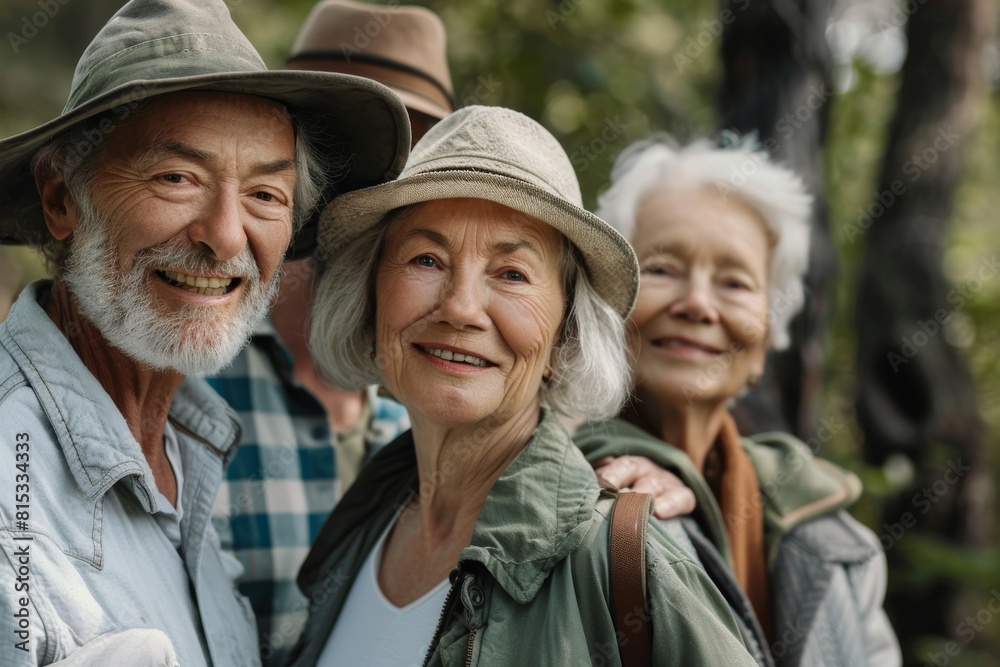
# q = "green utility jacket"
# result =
<box><xmin>288</xmin><ymin>411</ymin><xmax>758</xmax><ymax>666</ymax></box>
<box><xmin>575</xmin><ymin>419</ymin><xmax>902</xmax><ymax>667</ymax></box>
<box><xmin>574</xmin><ymin>419</ymin><xmax>862</xmax><ymax>568</ymax></box>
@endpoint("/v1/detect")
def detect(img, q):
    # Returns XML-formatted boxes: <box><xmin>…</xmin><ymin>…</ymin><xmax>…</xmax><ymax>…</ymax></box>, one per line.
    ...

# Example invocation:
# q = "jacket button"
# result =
<box><xmin>469</xmin><ymin>585</ymin><xmax>485</xmax><ymax>607</ymax></box>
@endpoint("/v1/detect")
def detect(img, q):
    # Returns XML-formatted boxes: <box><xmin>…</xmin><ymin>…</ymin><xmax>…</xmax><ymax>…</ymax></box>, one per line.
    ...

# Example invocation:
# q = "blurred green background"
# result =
<box><xmin>1</xmin><ymin>0</ymin><xmax>998</xmax><ymax>664</ymax></box>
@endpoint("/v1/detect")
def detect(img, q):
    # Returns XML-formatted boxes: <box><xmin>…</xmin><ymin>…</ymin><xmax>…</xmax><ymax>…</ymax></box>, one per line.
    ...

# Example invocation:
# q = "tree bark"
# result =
<box><xmin>853</xmin><ymin>0</ymin><xmax>994</xmax><ymax>660</ymax></box>
<box><xmin>717</xmin><ymin>0</ymin><xmax>838</xmax><ymax>439</ymax></box>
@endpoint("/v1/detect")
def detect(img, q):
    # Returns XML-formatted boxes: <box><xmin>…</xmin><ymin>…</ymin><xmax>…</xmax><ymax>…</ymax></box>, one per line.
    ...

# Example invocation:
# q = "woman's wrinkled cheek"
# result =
<box><xmin>374</xmin><ymin>263</ymin><xmax>443</xmax><ymax>401</ymax></box>
<box><xmin>495</xmin><ymin>296</ymin><xmax>561</xmax><ymax>403</ymax></box>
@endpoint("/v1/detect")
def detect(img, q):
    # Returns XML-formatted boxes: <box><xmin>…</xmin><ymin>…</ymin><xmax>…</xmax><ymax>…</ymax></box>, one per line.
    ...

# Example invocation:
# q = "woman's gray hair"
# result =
<box><xmin>596</xmin><ymin>135</ymin><xmax>812</xmax><ymax>350</ymax></box>
<box><xmin>25</xmin><ymin>111</ymin><xmax>329</xmax><ymax>275</ymax></box>
<box><xmin>309</xmin><ymin>212</ymin><xmax>632</xmax><ymax>421</ymax></box>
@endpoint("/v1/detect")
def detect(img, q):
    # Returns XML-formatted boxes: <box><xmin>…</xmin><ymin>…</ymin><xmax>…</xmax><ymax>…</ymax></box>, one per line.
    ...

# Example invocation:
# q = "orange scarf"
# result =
<box><xmin>695</xmin><ymin>412</ymin><xmax>772</xmax><ymax>641</ymax></box>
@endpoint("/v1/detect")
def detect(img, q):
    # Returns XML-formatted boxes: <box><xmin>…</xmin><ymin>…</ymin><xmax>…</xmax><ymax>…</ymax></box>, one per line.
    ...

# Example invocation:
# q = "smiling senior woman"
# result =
<box><xmin>286</xmin><ymin>107</ymin><xmax>758</xmax><ymax>666</ymax></box>
<box><xmin>576</xmin><ymin>138</ymin><xmax>901</xmax><ymax>667</ymax></box>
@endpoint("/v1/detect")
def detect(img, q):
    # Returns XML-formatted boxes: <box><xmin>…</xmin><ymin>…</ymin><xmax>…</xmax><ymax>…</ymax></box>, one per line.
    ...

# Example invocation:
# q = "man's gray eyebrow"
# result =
<box><xmin>139</xmin><ymin>141</ymin><xmax>296</xmax><ymax>175</ymax></box>
<box><xmin>140</xmin><ymin>141</ymin><xmax>213</xmax><ymax>164</ymax></box>
<box><xmin>255</xmin><ymin>157</ymin><xmax>297</xmax><ymax>175</ymax></box>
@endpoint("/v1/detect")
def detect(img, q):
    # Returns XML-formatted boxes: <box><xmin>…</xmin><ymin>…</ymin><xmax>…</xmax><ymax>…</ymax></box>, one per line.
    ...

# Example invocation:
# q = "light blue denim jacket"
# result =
<box><xmin>0</xmin><ymin>282</ymin><xmax>260</xmax><ymax>666</ymax></box>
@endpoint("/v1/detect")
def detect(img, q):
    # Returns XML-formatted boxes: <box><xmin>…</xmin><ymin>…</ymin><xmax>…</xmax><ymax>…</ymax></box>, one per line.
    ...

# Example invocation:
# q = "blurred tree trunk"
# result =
<box><xmin>717</xmin><ymin>0</ymin><xmax>838</xmax><ymax>439</ymax></box>
<box><xmin>853</xmin><ymin>0</ymin><xmax>994</xmax><ymax>661</ymax></box>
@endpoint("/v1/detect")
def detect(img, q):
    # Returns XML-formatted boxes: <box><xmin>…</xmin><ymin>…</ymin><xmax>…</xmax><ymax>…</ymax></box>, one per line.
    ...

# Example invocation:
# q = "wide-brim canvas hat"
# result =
<box><xmin>287</xmin><ymin>0</ymin><xmax>454</xmax><ymax>121</ymax></box>
<box><xmin>0</xmin><ymin>0</ymin><xmax>410</xmax><ymax>259</ymax></box>
<box><xmin>317</xmin><ymin>105</ymin><xmax>639</xmax><ymax>317</ymax></box>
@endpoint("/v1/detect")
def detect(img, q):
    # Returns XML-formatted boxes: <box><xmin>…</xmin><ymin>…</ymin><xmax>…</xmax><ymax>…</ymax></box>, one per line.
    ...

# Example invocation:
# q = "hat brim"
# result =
<box><xmin>387</xmin><ymin>87</ymin><xmax>451</xmax><ymax>122</ymax></box>
<box><xmin>286</xmin><ymin>58</ymin><xmax>452</xmax><ymax>121</ymax></box>
<box><xmin>0</xmin><ymin>70</ymin><xmax>410</xmax><ymax>258</ymax></box>
<box><xmin>316</xmin><ymin>171</ymin><xmax>639</xmax><ymax>317</ymax></box>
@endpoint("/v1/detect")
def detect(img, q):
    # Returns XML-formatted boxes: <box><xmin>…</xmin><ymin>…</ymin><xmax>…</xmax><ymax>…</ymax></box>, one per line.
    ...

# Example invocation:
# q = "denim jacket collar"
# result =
<box><xmin>4</xmin><ymin>281</ymin><xmax>241</xmax><ymax>507</ymax></box>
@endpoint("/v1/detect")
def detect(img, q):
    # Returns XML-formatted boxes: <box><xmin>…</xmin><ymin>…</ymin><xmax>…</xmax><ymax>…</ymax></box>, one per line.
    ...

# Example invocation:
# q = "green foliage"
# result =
<box><xmin>824</xmin><ymin>55</ymin><xmax>1000</xmax><ymax>666</ymax></box>
<box><xmin>419</xmin><ymin>0</ymin><xmax>721</xmax><ymax>208</ymax></box>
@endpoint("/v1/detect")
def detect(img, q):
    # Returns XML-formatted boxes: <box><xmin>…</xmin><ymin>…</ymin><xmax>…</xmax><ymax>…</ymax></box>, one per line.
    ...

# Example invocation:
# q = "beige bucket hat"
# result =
<box><xmin>287</xmin><ymin>0</ymin><xmax>453</xmax><ymax>121</ymax></box>
<box><xmin>0</xmin><ymin>0</ymin><xmax>410</xmax><ymax>258</ymax></box>
<box><xmin>317</xmin><ymin>105</ymin><xmax>639</xmax><ymax>317</ymax></box>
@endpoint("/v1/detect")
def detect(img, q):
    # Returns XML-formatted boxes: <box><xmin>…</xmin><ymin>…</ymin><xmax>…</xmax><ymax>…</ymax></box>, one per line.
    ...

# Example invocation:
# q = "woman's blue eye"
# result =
<box><xmin>161</xmin><ymin>173</ymin><xmax>184</xmax><ymax>184</ymax></box>
<box><xmin>503</xmin><ymin>270</ymin><xmax>526</xmax><ymax>282</ymax></box>
<box><xmin>414</xmin><ymin>255</ymin><xmax>436</xmax><ymax>267</ymax></box>
<box><xmin>254</xmin><ymin>191</ymin><xmax>274</xmax><ymax>202</ymax></box>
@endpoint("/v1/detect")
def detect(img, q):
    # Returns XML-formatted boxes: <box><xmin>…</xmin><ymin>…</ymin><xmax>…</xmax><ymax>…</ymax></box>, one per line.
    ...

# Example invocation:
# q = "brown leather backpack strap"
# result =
<box><xmin>610</xmin><ymin>491</ymin><xmax>653</xmax><ymax>666</ymax></box>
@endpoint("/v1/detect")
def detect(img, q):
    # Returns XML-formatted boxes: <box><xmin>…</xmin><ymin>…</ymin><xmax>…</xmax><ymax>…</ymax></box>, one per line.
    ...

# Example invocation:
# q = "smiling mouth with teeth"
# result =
<box><xmin>157</xmin><ymin>270</ymin><xmax>238</xmax><ymax>297</ymax></box>
<box><xmin>418</xmin><ymin>345</ymin><xmax>491</xmax><ymax>368</ymax></box>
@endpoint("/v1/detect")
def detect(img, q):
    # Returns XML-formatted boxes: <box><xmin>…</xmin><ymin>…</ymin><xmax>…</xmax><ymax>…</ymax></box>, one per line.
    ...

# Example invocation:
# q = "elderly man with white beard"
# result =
<box><xmin>0</xmin><ymin>0</ymin><xmax>408</xmax><ymax>665</ymax></box>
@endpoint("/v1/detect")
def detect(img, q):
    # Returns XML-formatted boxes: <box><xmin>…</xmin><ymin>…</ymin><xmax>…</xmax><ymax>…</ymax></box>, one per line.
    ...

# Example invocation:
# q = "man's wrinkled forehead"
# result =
<box><xmin>92</xmin><ymin>91</ymin><xmax>297</xmax><ymax>168</ymax></box>
<box><xmin>92</xmin><ymin>90</ymin><xmax>284</xmax><ymax>141</ymax></box>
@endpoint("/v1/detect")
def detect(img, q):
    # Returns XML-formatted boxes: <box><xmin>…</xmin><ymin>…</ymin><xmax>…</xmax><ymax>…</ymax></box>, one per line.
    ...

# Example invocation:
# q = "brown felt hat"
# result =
<box><xmin>316</xmin><ymin>106</ymin><xmax>639</xmax><ymax>318</ymax></box>
<box><xmin>288</xmin><ymin>0</ymin><xmax>454</xmax><ymax>121</ymax></box>
<box><xmin>0</xmin><ymin>0</ymin><xmax>410</xmax><ymax>258</ymax></box>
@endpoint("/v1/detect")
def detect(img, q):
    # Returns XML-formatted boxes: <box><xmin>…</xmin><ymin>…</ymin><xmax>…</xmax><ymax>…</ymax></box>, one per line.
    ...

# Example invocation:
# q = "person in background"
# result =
<box><xmin>576</xmin><ymin>137</ymin><xmax>902</xmax><ymax>667</ymax></box>
<box><xmin>0</xmin><ymin>0</ymin><xmax>408</xmax><ymax>664</ymax></box>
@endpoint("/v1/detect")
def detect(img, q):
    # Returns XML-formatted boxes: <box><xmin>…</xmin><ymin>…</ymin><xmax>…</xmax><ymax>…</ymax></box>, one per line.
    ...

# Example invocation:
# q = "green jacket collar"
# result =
<box><xmin>577</xmin><ymin>419</ymin><xmax>734</xmax><ymax>564</ymax></box>
<box><xmin>298</xmin><ymin>410</ymin><xmax>601</xmax><ymax>604</ymax></box>
<box><xmin>574</xmin><ymin>418</ymin><xmax>862</xmax><ymax>564</ymax></box>
<box><xmin>742</xmin><ymin>430</ymin><xmax>862</xmax><ymax>542</ymax></box>
<box><xmin>459</xmin><ymin>410</ymin><xmax>601</xmax><ymax>603</ymax></box>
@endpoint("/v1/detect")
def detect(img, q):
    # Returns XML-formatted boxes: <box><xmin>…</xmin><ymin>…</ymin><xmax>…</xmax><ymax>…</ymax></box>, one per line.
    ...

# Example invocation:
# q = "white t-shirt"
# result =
<box><xmin>316</xmin><ymin>515</ymin><xmax>451</xmax><ymax>667</ymax></box>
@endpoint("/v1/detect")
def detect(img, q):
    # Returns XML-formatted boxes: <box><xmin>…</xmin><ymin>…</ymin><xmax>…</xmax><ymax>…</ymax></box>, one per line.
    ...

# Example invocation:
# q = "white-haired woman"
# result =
<box><xmin>286</xmin><ymin>109</ymin><xmax>758</xmax><ymax>666</ymax></box>
<box><xmin>576</xmin><ymin>138</ymin><xmax>901</xmax><ymax>667</ymax></box>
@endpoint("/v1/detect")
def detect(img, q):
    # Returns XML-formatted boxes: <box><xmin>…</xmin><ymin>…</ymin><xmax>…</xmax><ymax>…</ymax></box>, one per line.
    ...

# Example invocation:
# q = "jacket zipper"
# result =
<box><xmin>465</xmin><ymin>628</ymin><xmax>477</xmax><ymax>667</ymax></box>
<box><xmin>423</xmin><ymin>575</ymin><xmax>461</xmax><ymax>667</ymax></box>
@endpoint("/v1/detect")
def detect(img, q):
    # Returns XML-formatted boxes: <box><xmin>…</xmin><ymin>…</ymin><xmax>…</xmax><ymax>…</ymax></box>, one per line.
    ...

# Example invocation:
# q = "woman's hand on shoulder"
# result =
<box><xmin>592</xmin><ymin>455</ymin><xmax>697</xmax><ymax>519</ymax></box>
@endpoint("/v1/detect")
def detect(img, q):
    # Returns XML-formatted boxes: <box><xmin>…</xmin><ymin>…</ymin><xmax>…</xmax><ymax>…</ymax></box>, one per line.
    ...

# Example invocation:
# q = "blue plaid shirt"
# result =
<box><xmin>206</xmin><ymin>318</ymin><xmax>409</xmax><ymax>666</ymax></box>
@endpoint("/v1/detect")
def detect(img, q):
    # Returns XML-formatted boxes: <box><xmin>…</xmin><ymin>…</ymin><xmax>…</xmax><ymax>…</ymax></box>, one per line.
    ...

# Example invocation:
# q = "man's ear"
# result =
<box><xmin>34</xmin><ymin>168</ymin><xmax>79</xmax><ymax>241</ymax></box>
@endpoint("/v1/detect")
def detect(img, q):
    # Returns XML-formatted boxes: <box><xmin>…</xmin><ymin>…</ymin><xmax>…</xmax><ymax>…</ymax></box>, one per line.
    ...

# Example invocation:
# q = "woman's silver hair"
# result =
<box><xmin>309</xmin><ymin>211</ymin><xmax>631</xmax><ymax>421</ymax></box>
<box><xmin>596</xmin><ymin>134</ymin><xmax>812</xmax><ymax>350</ymax></box>
<box><xmin>26</xmin><ymin>110</ymin><xmax>328</xmax><ymax>275</ymax></box>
